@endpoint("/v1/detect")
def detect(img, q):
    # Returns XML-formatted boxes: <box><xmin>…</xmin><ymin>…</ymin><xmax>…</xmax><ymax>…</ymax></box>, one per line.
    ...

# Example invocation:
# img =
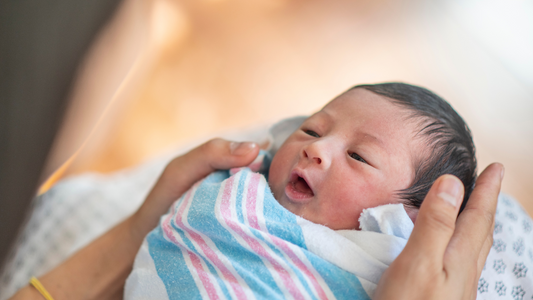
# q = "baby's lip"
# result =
<box><xmin>285</xmin><ymin>170</ymin><xmax>315</xmax><ymax>202</ymax></box>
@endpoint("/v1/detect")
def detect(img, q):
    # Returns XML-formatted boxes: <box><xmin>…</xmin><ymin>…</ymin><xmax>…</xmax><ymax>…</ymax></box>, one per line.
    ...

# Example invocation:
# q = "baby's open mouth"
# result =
<box><xmin>293</xmin><ymin>176</ymin><xmax>313</xmax><ymax>195</ymax></box>
<box><xmin>286</xmin><ymin>173</ymin><xmax>314</xmax><ymax>199</ymax></box>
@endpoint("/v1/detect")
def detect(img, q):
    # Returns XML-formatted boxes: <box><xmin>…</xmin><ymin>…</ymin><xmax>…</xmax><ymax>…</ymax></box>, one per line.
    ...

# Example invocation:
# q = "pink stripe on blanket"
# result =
<box><xmin>221</xmin><ymin>175</ymin><xmax>306</xmax><ymax>300</ymax></box>
<box><xmin>189</xmin><ymin>251</ymin><xmax>221</xmax><ymax>300</ymax></box>
<box><xmin>162</xmin><ymin>190</ymin><xmax>219</xmax><ymax>300</ymax></box>
<box><xmin>245</xmin><ymin>174</ymin><xmax>261</xmax><ymax>230</ymax></box>
<box><xmin>173</xmin><ymin>184</ymin><xmax>248</xmax><ymax>300</ymax></box>
<box><xmin>245</xmin><ymin>173</ymin><xmax>329</xmax><ymax>300</ymax></box>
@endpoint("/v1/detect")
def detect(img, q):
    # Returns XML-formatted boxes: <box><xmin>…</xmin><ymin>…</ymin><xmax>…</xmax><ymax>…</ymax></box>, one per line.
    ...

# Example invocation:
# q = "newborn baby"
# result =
<box><xmin>125</xmin><ymin>82</ymin><xmax>477</xmax><ymax>300</ymax></box>
<box><xmin>269</xmin><ymin>83</ymin><xmax>476</xmax><ymax>229</ymax></box>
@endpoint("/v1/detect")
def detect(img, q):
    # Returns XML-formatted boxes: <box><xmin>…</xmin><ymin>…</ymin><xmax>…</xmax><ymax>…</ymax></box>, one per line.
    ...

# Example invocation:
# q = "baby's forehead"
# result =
<box><xmin>326</xmin><ymin>88</ymin><xmax>410</xmax><ymax>109</ymax></box>
<box><xmin>307</xmin><ymin>92</ymin><xmax>429</xmax><ymax>150</ymax></box>
<box><xmin>316</xmin><ymin>90</ymin><xmax>416</xmax><ymax>126</ymax></box>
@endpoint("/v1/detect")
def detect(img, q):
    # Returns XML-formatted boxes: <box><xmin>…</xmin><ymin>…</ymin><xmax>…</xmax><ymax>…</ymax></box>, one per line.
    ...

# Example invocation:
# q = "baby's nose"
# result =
<box><xmin>302</xmin><ymin>142</ymin><xmax>330</xmax><ymax>168</ymax></box>
<box><xmin>304</xmin><ymin>151</ymin><xmax>322</xmax><ymax>164</ymax></box>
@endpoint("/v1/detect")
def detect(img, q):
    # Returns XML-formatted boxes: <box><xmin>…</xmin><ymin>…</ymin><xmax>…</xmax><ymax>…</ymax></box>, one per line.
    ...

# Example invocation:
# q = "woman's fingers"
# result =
<box><xmin>158</xmin><ymin>139</ymin><xmax>258</xmax><ymax>200</ymax></box>
<box><xmin>447</xmin><ymin>163</ymin><xmax>503</xmax><ymax>268</ymax></box>
<box><xmin>445</xmin><ymin>163</ymin><xmax>502</xmax><ymax>300</ymax></box>
<box><xmin>199</xmin><ymin>139</ymin><xmax>260</xmax><ymax>171</ymax></box>
<box><xmin>402</xmin><ymin>175</ymin><xmax>464</xmax><ymax>265</ymax></box>
<box><xmin>138</xmin><ymin>138</ymin><xmax>259</xmax><ymax>226</ymax></box>
<box><xmin>374</xmin><ymin>163</ymin><xmax>504</xmax><ymax>300</ymax></box>
<box><xmin>173</xmin><ymin>139</ymin><xmax>259</xmax><ymax>188</ymax></box>
<box><xmin>464</xmin><ymin>233</ymin><xmax>494</xmax><ymax>300</ymax></box>
<box><xmin>463</xmin><ymin>233</ymin><xmax>494</xmax><ymax>300</ymax></box>
<box><xmin>476</xmin><ymin>204</ymin><xmax>496</xmax><ymax>280</ymax></box>
<box><xmin>374</xmin><ymin>176</ymin><xmax>466</xmax><ymax>300</ymax></box>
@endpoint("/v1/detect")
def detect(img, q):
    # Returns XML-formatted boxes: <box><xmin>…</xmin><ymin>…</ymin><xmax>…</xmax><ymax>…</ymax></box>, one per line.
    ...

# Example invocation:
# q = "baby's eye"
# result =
<box><xmin>304</xmin><ymin>130</ymin><xmax>320</xmax><ymax>138</ymax></box>
<box><xmin>349</xmin><ymin>152</ymin><xmax>367</xmax><ymax>164</ymax></box>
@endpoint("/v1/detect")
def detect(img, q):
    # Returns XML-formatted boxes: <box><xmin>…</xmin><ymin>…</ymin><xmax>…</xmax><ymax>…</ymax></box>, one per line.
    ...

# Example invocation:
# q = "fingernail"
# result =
<box><xmin>230</xmin><ymin>142</ymin><xmax>257</xmax><ymax>155</ymax></box>
<box><xmin>437</xmin><ymin>175</ymin><xmax>462</xmax><ymax>207</ymax></box>
<box><xmin>500</xmin><ymin>165</ymin><xmax>505</xmax><ymax>181</ymax></box>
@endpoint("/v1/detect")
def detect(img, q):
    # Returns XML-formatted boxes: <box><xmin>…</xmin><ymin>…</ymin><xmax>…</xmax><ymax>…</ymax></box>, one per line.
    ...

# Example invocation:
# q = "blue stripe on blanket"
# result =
<box><xmin>147</xmin><ymin>227</ymin><xmax>202</xmax><ymax>299</ymax></box>
<box><xmin>235</xmin><ymin>171</ymin><xmax>246</xmax><ymax>224</ymax></box>
<box><xmin>260</xmin><ymin>178</ymin><xmax>370</xmax><ymax>300</ymax></box>
<box><xmin>196</xmin><ymin>172</ymin><xmax>283</xmax><ymax>298</ymax></box>
<box><xmin>146</xmin><ymin>158</ymin><xmax>371</xmax><ymax>300</ymax></box>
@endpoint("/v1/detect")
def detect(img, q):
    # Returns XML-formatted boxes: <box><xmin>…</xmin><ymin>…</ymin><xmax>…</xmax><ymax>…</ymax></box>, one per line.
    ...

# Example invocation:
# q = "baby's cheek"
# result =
<box><xmin>267</xmin><ymin>164</ymin><xmax>284</xmax><ymax>201</ymax></box>
<box><xmin>334</xmin><ymin>175</ymin><xmax>393</xmax><ymax>211</ymax></box>
<box><xmin>337</xmin><ymin>175</ymin><xmax>375</xmax><ymax>202</ymax></box>
<box><xmin>267</xmin><ymin>180</ymin><xmax>282</xmax><ymax>202</ymax></box>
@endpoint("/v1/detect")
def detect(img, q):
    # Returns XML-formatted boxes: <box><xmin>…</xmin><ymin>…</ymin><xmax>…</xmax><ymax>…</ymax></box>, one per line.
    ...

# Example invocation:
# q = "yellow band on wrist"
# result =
<box><xmin>29</xmin><ymin>276</ymin><xmax>55</xmax><ymax>300</ymax></box>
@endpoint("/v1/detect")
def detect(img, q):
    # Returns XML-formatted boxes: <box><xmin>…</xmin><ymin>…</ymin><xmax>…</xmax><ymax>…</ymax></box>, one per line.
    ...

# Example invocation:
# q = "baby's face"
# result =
<box><xmin>268</xmin><ymin>88</ymin><xmax>422</xmax><ymax>230</ymax></box>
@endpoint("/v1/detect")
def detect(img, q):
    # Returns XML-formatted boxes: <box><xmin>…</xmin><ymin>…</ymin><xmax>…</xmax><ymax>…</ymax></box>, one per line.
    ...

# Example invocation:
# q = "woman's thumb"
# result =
<box><xmin>402</xmin><ymin>175</ymin><xmax>464</xmax><ymax>263</ymax></box>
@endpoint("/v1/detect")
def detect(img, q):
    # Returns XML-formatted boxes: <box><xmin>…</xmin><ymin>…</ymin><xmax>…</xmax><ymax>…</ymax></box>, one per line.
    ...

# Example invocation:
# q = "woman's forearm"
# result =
<box><xmin>11</xmin><ymin>215</ymin><xmax>146</xmax><ymax>300</ymax></box>
<box><xmin>45</xmin><ymin>216</ymin><xmax>142</xmax><ymax>299</ymax></box>
<box><xmin>9</xmin><ymin>140</ymin><xmax>260</xmax><ymax>300</ymax></box>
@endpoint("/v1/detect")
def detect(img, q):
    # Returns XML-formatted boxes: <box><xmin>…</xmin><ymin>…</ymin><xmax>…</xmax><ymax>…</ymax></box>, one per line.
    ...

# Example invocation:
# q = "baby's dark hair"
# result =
<box><xmin>351</xmin><ymin>82</ymin><xmax>477</xmax><ymax>212</ymax></box>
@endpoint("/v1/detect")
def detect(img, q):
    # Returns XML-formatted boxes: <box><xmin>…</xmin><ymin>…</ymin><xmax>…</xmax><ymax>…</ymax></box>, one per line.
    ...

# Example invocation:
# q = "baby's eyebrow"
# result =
<box><xmin>354</xmin><ymin>132</ymin><xmax>387</xmax><ymax>153</ymax></box>
<box><xmin>310</xmin><ymin>110</ymin><xmax>330</xmax><ymax>119</ymax></box>
<box><xmin>311</xmin><ymin>110</ymin><xmax>387</xmax><ymax>150</ymax></box>
<box><xmin>361</xmin><ymin>132</ymin><xmax>381</xmax><ymax>144</ymax></box>
<box><xmin>303</xmin><ymin>110</ymin><xmax>331</xmax><ymax>125</ymax></box>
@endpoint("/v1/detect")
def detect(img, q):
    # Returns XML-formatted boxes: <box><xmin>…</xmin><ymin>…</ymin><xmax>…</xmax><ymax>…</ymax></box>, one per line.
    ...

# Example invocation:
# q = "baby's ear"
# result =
<box><xmin>405</xmin><ymin>207</ymin><xmax>419</xmax><ymax>224</ymax></box>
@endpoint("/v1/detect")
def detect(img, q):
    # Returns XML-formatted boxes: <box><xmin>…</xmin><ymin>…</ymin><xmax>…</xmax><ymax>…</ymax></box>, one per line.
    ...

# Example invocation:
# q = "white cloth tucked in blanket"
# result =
<box><xmin>125</xmin><ymin>153</ymin><xmax>414</xmax><ymax>300</ymax></box>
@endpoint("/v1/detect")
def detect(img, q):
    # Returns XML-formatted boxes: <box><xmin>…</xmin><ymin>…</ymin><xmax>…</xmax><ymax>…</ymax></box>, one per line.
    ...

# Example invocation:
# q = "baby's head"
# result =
<box><xmin>268</xmin><ymin>82</ymin><xmax>476</xmax><ymax>230</ymax></box>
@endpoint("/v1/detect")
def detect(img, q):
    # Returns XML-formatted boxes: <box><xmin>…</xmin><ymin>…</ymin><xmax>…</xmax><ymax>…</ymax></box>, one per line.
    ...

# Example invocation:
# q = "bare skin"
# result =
<box><xmin>374</xmin><ymin>163</ymin><xmax>503</xmax><ymax>300</ymax></box>
<box><xmin>269</xmin><ymin>89</ymin><xmax>421</xmax><ymax>230</ymax></box>
<box><xmin>10</xmin><ymin>139</ymin><xmax>260</xmax><ymax>300</ymax></box>
<box><xmin>10</xmin><ymin>139</ymin><xmax>502</xmax><ymax>300</ymax></box>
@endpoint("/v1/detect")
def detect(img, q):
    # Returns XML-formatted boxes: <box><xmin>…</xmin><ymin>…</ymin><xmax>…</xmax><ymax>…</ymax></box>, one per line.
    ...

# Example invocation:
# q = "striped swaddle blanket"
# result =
<box><xmin>125</xmin><ymin>155</ymin><xmax>413</xmax><ymax>300</ymax></box>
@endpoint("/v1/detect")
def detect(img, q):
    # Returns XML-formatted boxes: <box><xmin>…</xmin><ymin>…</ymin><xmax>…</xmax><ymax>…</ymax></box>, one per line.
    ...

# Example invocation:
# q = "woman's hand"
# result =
<box><xmin>374</xmin><ymin>163</ymin><xmax>504</xmax><ymax>300</ymax></box>
<box><xmin>10</xmin><ymin>138</ymin><xmax>259</xmax><ymax>300</ymax></box>
<box><xmin>131</xmin><ymin>138</ymin><xmax>260</xmax><ymax>237</ymax></box>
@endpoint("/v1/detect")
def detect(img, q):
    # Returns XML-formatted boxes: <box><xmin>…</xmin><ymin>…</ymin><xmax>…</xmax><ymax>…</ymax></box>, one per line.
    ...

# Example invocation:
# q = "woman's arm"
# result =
<box><xmin>10</xmin><ymin>139</ymin><xmax>259</xmax><ymax>300</ymax></box>
<box><xmin>374</xmin><ymin>163</ymin><xmax>503</xmax><ymax>300</ymax></box>
<box><xmin>11</xmin><ymin>140</ymin><xmax>502</xmax><ymax>300</ymax></box>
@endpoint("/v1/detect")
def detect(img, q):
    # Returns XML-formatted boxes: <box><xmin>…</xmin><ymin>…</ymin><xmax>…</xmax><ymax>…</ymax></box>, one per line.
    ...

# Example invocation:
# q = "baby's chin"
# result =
<box><xmin>270</xmin><ymin>196</ymin><xmax>361</xmax><ymax>230</ymax></box>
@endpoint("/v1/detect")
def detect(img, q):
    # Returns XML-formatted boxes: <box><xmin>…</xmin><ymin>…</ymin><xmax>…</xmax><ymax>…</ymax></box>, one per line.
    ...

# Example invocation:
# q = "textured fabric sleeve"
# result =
<box><xmin>477</xmin><ymin>194</ymin><xmax>533</xmax><ymax>300</ymax></box>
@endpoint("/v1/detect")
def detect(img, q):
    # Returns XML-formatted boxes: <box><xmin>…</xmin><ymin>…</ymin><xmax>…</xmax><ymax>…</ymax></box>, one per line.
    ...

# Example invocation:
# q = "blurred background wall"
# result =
<box><xmin>0</xmin><ymin>0</ymin><xmax>125</xmax><ymax>269</ymax></box>
<box><xmin>44</xmin><ymin>0</ymin><xmax>533</xmax><ymax>214</ymax></box>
